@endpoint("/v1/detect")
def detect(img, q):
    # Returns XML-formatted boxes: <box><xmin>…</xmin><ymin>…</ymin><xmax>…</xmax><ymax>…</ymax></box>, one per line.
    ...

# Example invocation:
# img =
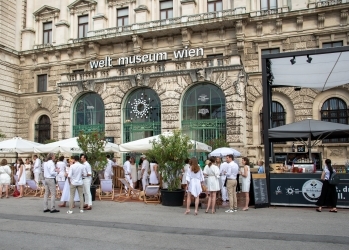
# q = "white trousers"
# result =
<box><xmin>83</xmin><ymin>177</ymin><xmax>92</xmax><ymax>206</ymax></box>
<box><xmin>125</xmin><ymin>175</ymin><xmax>133</xmax><ymax>190</ymax></box>
<box><xmin>142</xmin><ymin>176</ymin><xmax>148</xmax><ymax>191</ymax></box>
<box><xmin>34</xmin><ymin>172</ymin><xmax>40</xmax><ymax>183</ymax></box>
<box><xmin>220</xmin><ymin>176</ymin><xmax>228</xmax><ymax>201</ymax></box>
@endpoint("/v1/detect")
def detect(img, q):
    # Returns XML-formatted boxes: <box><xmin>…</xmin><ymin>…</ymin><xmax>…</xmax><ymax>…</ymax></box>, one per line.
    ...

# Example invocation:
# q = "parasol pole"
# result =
<box><xmin>308</xmin><ymin>133</ymin><xmax>312</xmax><ymax>160</ymax></box>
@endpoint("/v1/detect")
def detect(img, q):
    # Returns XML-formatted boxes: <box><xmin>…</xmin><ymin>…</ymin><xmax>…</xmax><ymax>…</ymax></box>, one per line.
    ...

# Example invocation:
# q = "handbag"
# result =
<box><xmin>13</xmin><ymin>187</ymin><xmax>20</xmax><ymax>197</ymax></box>
<box><xmin>329</xmin><ymin>172</ymin><xmax>340</xmax><ymax>185</ymax></box>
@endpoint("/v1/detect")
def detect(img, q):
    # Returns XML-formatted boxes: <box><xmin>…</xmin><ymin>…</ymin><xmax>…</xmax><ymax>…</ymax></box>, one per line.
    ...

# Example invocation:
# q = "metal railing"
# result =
<box><xmin>73</xmin><ymin>124</ymin><xmax>105</xmax><ymax>137</ymax></box>
<box><xmin>123</xmin><ymin>121</ymin><xmax>161</xmax><ymax>143</ymax></box>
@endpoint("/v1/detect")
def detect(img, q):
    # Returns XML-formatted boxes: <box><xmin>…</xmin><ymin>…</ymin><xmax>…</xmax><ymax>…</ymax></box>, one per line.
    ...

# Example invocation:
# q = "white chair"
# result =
<box><xmin>98</xmin><ymin>179</ymin><xmax>114</xmax><ymax>200</ymax></box>
<box><xmin>142</xmin><ymin>185</ymin><xmax>160</xmax><ymax>204</ymax></box>
<box><xmin>25</xmin><ymin>179</ymin><xmax>44</xmax><ymax>197</ymax></box>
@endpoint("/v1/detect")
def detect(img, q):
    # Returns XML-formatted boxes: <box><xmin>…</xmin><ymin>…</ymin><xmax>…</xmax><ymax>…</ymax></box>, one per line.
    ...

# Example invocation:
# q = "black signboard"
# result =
<box><xmin>270</xmin><ymin>173</ymin><xmax>349</xmax><ymax>207</ymax></box>
<box><xmin>251</xmin><ymin>173</ymin><xmax>269</xmax><ymax>208</ymax></box>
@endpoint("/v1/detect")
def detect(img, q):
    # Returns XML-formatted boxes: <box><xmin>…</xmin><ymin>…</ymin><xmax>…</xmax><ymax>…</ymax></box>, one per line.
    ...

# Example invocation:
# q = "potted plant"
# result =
<box><xmin>146</xmin><ymin>130</ymin><xmax>192</xmax><ymax>206</ymax></box>
<box><xmin>77</xmin><ymin>131</ymin><xmax>108</xmax><ymax>201</ymax></box>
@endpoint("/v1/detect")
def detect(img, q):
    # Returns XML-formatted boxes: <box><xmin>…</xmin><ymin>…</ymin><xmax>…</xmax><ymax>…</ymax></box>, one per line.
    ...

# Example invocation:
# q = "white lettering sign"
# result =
<box><xmin>198</xmin><ymin>109</ymin><xmax>209</xmax><ymax>115</ymax></box>
<box><xmin>89</xmin><ymin>47</ymin><xmax>204</xmax><ymax>69</ymax></box>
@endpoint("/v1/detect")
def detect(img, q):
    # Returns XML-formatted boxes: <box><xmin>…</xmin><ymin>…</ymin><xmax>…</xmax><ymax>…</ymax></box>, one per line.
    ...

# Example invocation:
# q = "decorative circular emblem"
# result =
<box><xmin>302</xmin><ymin>179</ymin><xmax>323</xmax><ymax>202</ymax></box>
<box><xmin>129</xmin><ymin>93</ymin><xmax>151</xmax><ymax>119</ymax></box>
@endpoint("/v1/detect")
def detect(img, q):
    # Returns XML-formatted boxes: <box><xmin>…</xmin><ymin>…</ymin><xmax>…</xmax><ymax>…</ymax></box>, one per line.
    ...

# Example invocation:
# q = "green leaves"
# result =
<box><xmin>146</xmin><ymin>130</ymin><xmax>192</xmax><ymax>191</ymax></box>
<box><xmin>206</xmin><ymin>136</ymin><xmax>229</xmax><ymax>151</ymax></box>
<box><xmin>77</xmin><ymin>131</ymin><xmax>108</xmax><ymax>173</ymax></box>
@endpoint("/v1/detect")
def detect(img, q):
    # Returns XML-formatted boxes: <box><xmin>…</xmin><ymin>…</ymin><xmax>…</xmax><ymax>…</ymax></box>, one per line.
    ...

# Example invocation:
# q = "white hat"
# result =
<box><xmin>140</xmin><ymin>154</ymin><xmax>146</xmax><ymax>158</ymax></box>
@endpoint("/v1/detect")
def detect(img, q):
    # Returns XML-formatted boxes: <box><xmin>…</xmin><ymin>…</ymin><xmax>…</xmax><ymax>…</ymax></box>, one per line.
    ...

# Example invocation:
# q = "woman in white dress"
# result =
<box><xmin>203</xmin><ymin>156</ymin><xmax>220</xmax><ymax>214</ymax></box>
<box><xmin>56</xmin><ymin>156</ymin><xmax>66</xmax><ymax>181</ymax></box>
<box><xmin>185</xmin><ymin>158</ymin><xmax>204</xmax><ymax>215</ymax></box>
<box><xmin>149</xmin><ymin>161</ymin><xmax>159</xmax><ymax>185</ymax></box>
<box><xmin>17</xmin><ymin>158</ymin><xmax>26</xmax><ymax>198</ymax></box>
<box><xmin>59</xmin><ymin>158</ymin><xmax>79</xmax><ymax>207</ymax></box>
<box><xmin>239</xmin><ymin>157</ymin><xmax>251</xmax><ymax>211</ymax></box>
<box><xmin>130</xmin><ymin>157</ymin><xmax>138</xmax><ymax>188</ymax></box>
<box><xmin>181</xmin><ymin>158</ymin><xmax>190</xmax><ymax>189</ymax></box>
<box><xmin>24</xmin><ymin>158</ymin><xmax>32</xmax><ymax>180</ymax></box>
<box><xmin>0</xmin><ymin>159</ymin><xmax>12</xmax><ymax>198</ymax></box>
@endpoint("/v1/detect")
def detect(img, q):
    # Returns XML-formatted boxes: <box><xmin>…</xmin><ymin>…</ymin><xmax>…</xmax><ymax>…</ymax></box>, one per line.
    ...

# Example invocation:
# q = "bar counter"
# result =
<box><xmin>270</xmin><ymin>173</ymin><xmax>349</xmax><ymax>208</ymax></box>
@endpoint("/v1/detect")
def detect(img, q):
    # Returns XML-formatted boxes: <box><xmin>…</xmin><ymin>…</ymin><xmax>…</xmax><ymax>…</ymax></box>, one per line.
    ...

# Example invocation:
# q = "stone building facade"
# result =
<box><xmin>1</xmin><ymin>0</ymin><xmax>349</xmax><ymax>164</ymax></box>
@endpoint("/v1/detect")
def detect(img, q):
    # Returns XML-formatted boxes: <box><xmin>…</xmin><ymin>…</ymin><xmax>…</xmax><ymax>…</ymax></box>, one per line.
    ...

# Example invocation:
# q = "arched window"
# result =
<box><xmin>260</xmin><ymin>101</ymin><xmax>286</xmax><ymax>144</ymax></box>
<box><xmin>182</xmin><ymin>83</ymin><xmax>226</xmax><ymax>157</ymax></box>
<box><xmin>321</xmin><ymin>97</ymin><xmax>349</xmax><ymax>143</ymax></box>
<box><xmin>73</xmin><ymin>93</ymin><xmax>105</xmax><ymax>136</ymax></box>
<box><xmin>123</xmin><ymin>88</ymin><xmax>161</xmax><ymax>142</ymax></box>
<box><xmin>35</xmin><ymin>115</ymin><xmax>51</xmax><ymax>143</ymax></box>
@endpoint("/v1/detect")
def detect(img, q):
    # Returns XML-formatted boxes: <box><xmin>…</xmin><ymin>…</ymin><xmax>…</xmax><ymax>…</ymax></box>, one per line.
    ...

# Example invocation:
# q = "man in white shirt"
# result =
<box><xmin>81</xmin><ymin>154</ymin><xmax>92</xmax><ymax>210</ymax></box>
<box><xmin>123</xmin><ymin>156</ymin><xmax>133</xmax><ymax>190</ymax></box>
<box><xmin>140</xmin><ymin>155</ymin><xmax>149</xmax><ymax>191</ymax></box>
<box><xmin>104</xmin><ymin>155</ymin><xmax>113</xmax><ymax>180</ymax></box>
<box><xmin>43</xmin><ymin>153</ymin><xmax>60</xmax><ymax>213</ymax></box>
<box><xmin>33</xmin><ymin>155</ymin><xmax>41</xmax><ymax>183</ymax></box>
<box><xmin>219</xmin><ymin>161</ymin><xmax>229</xmax><ymax>203</ymax></box>
<box><xmin>67</xmin><ymin>155</ymin><xmax>87</xmax><ymax>214</ymax></box>
<box><xmin>224</xmin><ymin>154</ymin><xmax>239</xmax><ymax>213</ymax></box>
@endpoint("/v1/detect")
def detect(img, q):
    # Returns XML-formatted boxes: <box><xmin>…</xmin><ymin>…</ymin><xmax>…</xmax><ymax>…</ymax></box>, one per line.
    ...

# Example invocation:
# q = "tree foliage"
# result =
<box><xmin>146</xmin><ymin>130</ymin><xmax>192</xmax><ymax>191</ymax></box>
<box><xmin>206</xmin><ymin>136</ymin><xmax>229</xmax><ymax>151</ymax></box>
<box><xmin>77</xmin><ymin>131</ymin><xmax>107</xmax><ymax>173</ymax></box>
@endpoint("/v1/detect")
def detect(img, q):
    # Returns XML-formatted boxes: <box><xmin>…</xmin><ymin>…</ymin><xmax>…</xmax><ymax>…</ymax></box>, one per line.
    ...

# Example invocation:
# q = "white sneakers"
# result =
<box><xmin>66</xmin><ymin>210</ymin><xmax>84</xmax><ymax>214</ymax></box>
<box><xmin>225</xmin><ymin>209</ymin><xmax>238</xmax><ymax>213</ymax></box>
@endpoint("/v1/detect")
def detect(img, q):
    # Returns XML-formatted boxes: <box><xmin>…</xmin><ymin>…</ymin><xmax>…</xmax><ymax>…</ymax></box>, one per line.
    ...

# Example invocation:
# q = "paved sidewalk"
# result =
<box><xmin>0</xmin><ymin>196</ymin><xmax>348</xmax><ymax>250</ymax></box>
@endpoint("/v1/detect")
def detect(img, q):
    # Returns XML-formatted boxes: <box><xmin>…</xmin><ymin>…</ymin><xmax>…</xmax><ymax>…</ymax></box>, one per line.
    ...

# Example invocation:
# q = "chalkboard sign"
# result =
<box><xmin>251</xmin><ymin>173</ymin><xmax>269</xmax><ymax>208</ymax></box>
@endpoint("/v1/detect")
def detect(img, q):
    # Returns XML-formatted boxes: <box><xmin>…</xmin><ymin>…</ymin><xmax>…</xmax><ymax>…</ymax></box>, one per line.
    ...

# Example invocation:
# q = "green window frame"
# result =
<box><xmin>182</xmin><ymin>83</ymin><xmax>226</xmax><ymax>163</ymax></box>
<box><xmin>73</xmin><ymin>93</ymin><xmax>105</xmax><ymax>136</ymax></box>
<box><xmin>123</xmin><ymin>88</ymin><xmax>161</xmax><ymax>143</ymax></box>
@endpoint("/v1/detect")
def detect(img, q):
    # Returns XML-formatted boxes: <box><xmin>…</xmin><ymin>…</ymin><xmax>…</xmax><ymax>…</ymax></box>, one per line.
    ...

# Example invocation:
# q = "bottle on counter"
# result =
<box><xmin>292</xmin><ymin>142</ymin><xmax>295</xmax><ymax>152</ymax></box>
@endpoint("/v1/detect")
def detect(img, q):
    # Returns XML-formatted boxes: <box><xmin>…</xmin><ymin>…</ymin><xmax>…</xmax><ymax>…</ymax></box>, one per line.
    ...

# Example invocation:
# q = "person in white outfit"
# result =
<box><xmin>67</xmin><ymin>155</ymin><xmax>87</xmax><ymax>214</ymax></box>
<box><xmin>149</xmin><ymin>160</ymin><xmax>159</xmax><ymax>185</ymax></box>
<box><xmin>104</xmin><ymin>155</ymin><xmax>114</xmax><ymax>180</ymax></box>
<box><xmin>56</xmin><ymin>156</ymin><xmax>66</xmax><ymax>181</ymax></box>
<box><xmin>203</xmin><ymin>156</ymin><xmax>221</xmax><ymax>214</ymax></box>
<box><xmin>181</xmin><ymin>158</ymin><xmax>190</xmax><ymax>189</ymax></box>
<box><xmin>17</xmin><ymin>158</ymin><xmax>26</xmax><ymax>198</ymax></box>
<box><xmin>59</xmin><ymin>158</ymin><xmax>80</xmax><ymax>208</ymax></box>
<box><xmin>140</xmin><ymin>155</ymin><xmax>149</xmax><ymax>191</ymax></box>
<box><xmin>185</xmin><ymin>158</ymin><xmax>204</xmax><ymax>216</ymax></box>
<box><xmin>81</xmin><ymin>154</ymin><xmax>93</xmax><ymax>210</ymax></box>
<box><xmin>239</xmin><ymin>157</ymin><xmax>251</xmax><ymax>211</ymax></box>
<box><xmin>219</xmin><ymin>161</ymin><xmax>229</xmax><ymax>203</ymax></box>
<box><xmin>123</xmin><ymin>156</ymin><xmax>133</xmax><ymax>190</ymax></box>
<box><xmin>224</xmin><ymin>154</ymin><xmax>239</xmax><ymax>213</ymax></box>
<box><xmin>0</xmin><ymin>159</ymin><xmax>12</xmax><ymax>198</ymax></box>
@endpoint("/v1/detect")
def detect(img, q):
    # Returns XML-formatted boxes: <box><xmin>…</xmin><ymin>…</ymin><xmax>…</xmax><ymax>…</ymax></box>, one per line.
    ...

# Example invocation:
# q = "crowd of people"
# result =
<box><xmin>184</xmin><ymin>155</ymin><xmax>252</xmax><ymax>215</ymax></box>
<box><xmin>0</xmin><ymin>154</ymin><xmax>93</xmax><ymax>214</ymax></box>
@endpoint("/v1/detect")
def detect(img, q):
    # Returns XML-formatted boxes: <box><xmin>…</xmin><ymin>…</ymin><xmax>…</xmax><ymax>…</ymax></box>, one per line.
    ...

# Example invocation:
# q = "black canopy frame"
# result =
<box><xmin>262</xmin><ymin>45</ymin><xmax>349</xmax><ymax>205</ymax></box>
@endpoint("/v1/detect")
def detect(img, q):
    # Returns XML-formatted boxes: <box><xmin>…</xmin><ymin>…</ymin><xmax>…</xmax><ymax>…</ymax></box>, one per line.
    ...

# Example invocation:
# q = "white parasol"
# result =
<box><xmin>0</xmin><ymin>137</ymin><xmax>42</xmax><ymax>153</ymax></box>
<box><xmin>119</xmin><ymin>132</ymin><xmax>212</xmax><ymax>153</ymax></box>
<box><xmin>208</xmin><ymin>147</ymin><xmax>241</xmax><ymax>157</ymax></box>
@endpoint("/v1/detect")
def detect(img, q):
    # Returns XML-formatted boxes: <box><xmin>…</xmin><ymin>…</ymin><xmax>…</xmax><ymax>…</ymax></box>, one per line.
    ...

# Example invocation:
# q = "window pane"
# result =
<box><xmin>79</xmin><ymin>26</ymin><xmax>84</xmax><ymax>38</ymax></box>
<box><xmin>160</xmin><ymin>0</ymin><xmax>173</xmax><ymax>9</ymax></box>
<box><xmin>38</xmin><ymin>75</ymin><xmax>47</xmax><ymax>92</ymax></box>
<box><xmin>270</xmin><ymin>0</ymin><xmax>277</xmax><ymax>9</ymax></box>
<box><xmin>117</xmin><ymin>18</ymin><xmax>123</xmax><ymax>27</ymax></box>
<box><xmin>261</xmin><ymin>0</ymin><xmax>268</xmax><ymax>10</ymax></box>
<box><xmin>43</xmin><ymin>22</ymin><xmax>52</xmax><ymax>30</ymax></box>
<box><xmin>160</xmin><ymin>11</ymin><xmax>166</xmax><ymax>20</ymax></box>
<box><xmin>124</xmin><ymin>17</ymin><xmax>129</xmax><ymax>25</ymax></box>
<box><xmin>333</xmin><ymin>41</ymin><xmax>343</xmax><ymax>47</ymax></box>
<box><xmin>43</xmin><ymin>33</ymin><xmax>48</xmax><ymax>44</ymax></box>
<box><xmin>168</xmin><ymin>9</ymin><xmax>173</xmax><ymax>18</ymax></box>
<box><xmin>208</xmin><ymin>3</ymin><xmax>214</xmax><ymax>12</ymax></box>
<box><xmin>216</xmin><ymin>2</ymin><xmax>223</xmax><ymax>11</ymax></box>
<box><xmin>79</xmin><ymin>15</ymin><xmax>88</xmax><ymax>24</ymax></box>
<box><xmin>118</xmin><ymin>8</ymin><xmax>128</xmax><ymax>17</ymax></box>
<box><xmin>84</xmin><ymin>24</ymin><xmax>88</xmax><ymax>37</ymax></box>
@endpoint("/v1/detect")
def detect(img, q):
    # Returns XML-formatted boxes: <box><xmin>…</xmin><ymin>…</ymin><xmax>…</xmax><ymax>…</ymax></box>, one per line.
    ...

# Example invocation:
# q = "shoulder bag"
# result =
<box><xmin>329</xmin><ymin>172</ymin><xmax>340</xmax><ymax>185</ymax></box>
